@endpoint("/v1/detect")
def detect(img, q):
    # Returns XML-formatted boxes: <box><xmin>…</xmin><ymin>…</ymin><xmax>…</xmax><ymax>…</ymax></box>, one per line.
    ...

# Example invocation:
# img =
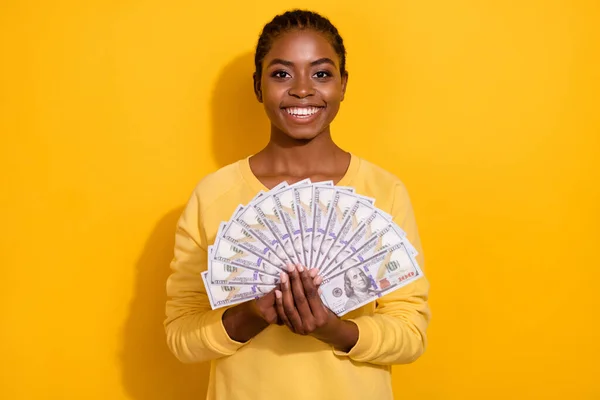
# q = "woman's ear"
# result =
<box><xmin>340</xmin><ymin>71</ymin><xmax>349</xmax><ymax>102</ymax></box>
<box><xmin>253</xmin><ymin>72</ymin><xmax>263</xmax><ymax>103</ymax></box>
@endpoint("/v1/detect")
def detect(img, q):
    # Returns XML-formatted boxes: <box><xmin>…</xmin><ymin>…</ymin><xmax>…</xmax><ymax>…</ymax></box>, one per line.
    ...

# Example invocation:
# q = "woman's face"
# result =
<box><xmin>346</xmin><ymin>267</ymin><xmax>368</xmax><ymax>292</ymax></box>
<box><xmin>257</xmin><ymin>29</ymin><xmax>348</xmax><ymax>141</ymax></box>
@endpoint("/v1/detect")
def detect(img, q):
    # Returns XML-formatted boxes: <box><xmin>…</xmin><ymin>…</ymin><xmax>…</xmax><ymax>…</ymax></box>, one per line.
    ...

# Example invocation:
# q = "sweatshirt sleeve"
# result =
<box><xmin>334</xmin><ymin>182</ymin><xmax>431</xmax><ymax>365</ymax></box>
<box><xmin>164</xmin><ymin>189</ymin><xmax>247</xmax><ymax>364</ymax></box>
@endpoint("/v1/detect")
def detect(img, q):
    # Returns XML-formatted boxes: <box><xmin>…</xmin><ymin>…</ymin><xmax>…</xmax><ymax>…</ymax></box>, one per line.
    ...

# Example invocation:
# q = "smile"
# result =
<box><xmin>283</xmin><ymin>106</ymin><xmax>324</xmax><ymax>119</ymax></box>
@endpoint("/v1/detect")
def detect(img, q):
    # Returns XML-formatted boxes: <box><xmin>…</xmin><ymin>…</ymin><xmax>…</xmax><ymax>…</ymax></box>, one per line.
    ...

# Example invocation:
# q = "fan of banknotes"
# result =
<box><xmin>201</xmin><ymin>179</ymin><xmax>424</xmax><ymax>317</ymax></box>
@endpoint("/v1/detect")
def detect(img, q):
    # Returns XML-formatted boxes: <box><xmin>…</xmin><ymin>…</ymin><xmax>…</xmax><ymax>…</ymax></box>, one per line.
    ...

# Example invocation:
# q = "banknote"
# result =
<box><xmin>217</xmin><ymin>221</ymin><xmax>286</xmax><ymax>272</ymax></box>
<box><xmin>309</xmin><ymin>186</ymin><xmax>336</xmax><ymax>267</ymax></box>
<box><xmin>323</xmin><ymin>224</ymin><xmax>416</xmax><ymax>278</ymax></box>
<box><xmin>319</xmin><ymin>242</ymin><xmax>422</xmax><ymax>316</ymax></box>
<box><xmin>209</xmin><ymin>236</ymin><xmax>281</xmax><ymax>277</ymax></box>
<box><xmin>310</xmin><ymin>186</ymin><xmax>354</xmax><ymax>268</ymax></box>
<box><xmin>202</xmin><ymin>271</ymin><xmax>275</xmax><ymax>310</ymax></box>
<box><xmin>208</xmin><ymin>246</ymin><xmax>279</xmax><ymax>285</ymax></box>
<box><xmin>313</xmin><ymin>191</ymin><xmax>375</xmax><ymax>270</ymax></box>
<box><xmin>294</xmin><ymin>183</ymin><xmax>333</xmax><ymax>268</ymax></box>
<box><xmin>253</xmin><ymin>182</ymin><xmax>310</xmax><ymax>266</ymax></box>
<box><xmin>320</xmin><ymin>209</ymin><xmax>392</xmax><ymax>276</ymax></box>
<box><xmin>232</xmin><ymin>203</ymin><xmax>291</xmax><ymax>265</ymax></box>
<box><xmin>317</xmin><ymin>200</ymin><xmax>376</xmax><ymax>271</ymax></box>
<box><xmin>272</xmin><ymin>180</ymin><xmax>311</xmax><ymax>266</ymax></box>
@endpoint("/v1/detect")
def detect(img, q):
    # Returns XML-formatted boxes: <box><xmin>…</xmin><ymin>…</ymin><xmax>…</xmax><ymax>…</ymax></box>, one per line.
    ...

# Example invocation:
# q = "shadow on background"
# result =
<box><xmin>120</xmin><ymin>53</ymin><xmax>270</xmax><ymax>399</ymax></box>
<box><xmin>211</xmin><ymin>52</ymin><xmax>270</xmax><ymax>167</ymax></box>
<box><xmin>120</xmin><ymin>207</ymin><xmax>210</xmax><ymax>399</ymax></box>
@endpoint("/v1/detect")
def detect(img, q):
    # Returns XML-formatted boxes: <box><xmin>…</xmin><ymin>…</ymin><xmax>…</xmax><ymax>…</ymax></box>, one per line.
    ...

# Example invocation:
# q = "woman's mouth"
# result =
<box><xmin>282</xmin><ymin>106</ymin><xmax>324</xmax><ymax>123</ymax></box>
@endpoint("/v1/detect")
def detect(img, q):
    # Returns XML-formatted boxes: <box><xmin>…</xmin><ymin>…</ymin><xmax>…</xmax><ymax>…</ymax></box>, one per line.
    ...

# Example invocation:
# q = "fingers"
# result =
<box><xmin>300</xmin><ymin>265</ymin><xmax>326</xmax><ymax>317</ymax></box>
<box><xmin>288</xmin><ymin>264</ymin><xmax>313</xmax><ymax>325</ymax></box>
<box><xmin>274</xmin><ymin>288</ymin><xmax>291</xmax><ymax>329</ymax></box>
<box><xmin>279</xmin><ymin>270</ymin><xmax>304</xmax><ymax>333</ymax></box>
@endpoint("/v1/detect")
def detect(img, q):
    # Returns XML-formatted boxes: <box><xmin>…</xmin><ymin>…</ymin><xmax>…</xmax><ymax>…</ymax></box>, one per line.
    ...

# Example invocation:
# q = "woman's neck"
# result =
<box><xmin>252</xmin><ymin>132</ymin><xmax>349</xmax><ymax>177</ymax></box>
<box><xmin>250</xmin><ymin>128</ymin><xmax>350</xmax><ymax>181</ymax></box>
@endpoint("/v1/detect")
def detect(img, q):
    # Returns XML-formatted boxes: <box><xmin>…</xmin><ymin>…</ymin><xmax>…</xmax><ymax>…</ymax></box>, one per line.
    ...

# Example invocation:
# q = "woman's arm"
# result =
<box><xmin>334</xmin><ymin>182</ymin><xmax>431</xmax><ymax>365</ymax></box>
<box><xmin>274</xmin><ymin>182</ymin><xmax>431</xmax><ymax>365</ymax></box>
<box><xmin>164</xmin><ymin>190</ymin><xmax>273</xmax><ymax>363</ymax></box>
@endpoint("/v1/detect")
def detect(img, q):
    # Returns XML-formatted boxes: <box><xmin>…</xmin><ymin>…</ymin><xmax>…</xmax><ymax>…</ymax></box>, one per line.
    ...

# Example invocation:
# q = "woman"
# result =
<box><xmin>165</xmin><ymin>9</ymin><xmax>430</xmax><ymax>400</ymax></box>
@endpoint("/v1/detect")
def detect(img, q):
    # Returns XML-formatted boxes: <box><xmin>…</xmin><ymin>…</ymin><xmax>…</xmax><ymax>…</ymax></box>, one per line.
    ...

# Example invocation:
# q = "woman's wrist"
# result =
<box><xmin>311</xmin><ymin>318</ymin><xmax>359</xmax><ymax>353</ymax></box>
<box><xmin>222</xmin><ymin>301</ymin><xmax>270</xmax><ymax>343</ymax></box>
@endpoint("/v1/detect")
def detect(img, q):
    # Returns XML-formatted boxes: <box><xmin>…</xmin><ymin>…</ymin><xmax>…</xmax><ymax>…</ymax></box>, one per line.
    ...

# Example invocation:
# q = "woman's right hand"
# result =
<box><xmin>222</xmin><ymin>290</ymin><xmax>279</xmax><ymax>342</ymax></box>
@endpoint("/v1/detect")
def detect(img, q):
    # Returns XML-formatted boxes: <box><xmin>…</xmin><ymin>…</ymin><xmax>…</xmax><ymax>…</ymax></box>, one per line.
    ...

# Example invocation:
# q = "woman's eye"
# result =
<box><xmin>314</xmin><ymin>71</ymin><xmax>331</xmax><ymax>79</ymax></box>
<box><xmin>271</xmin><ymin>71</ymin><xmax>290</xmax><ymax>79</ymax></box>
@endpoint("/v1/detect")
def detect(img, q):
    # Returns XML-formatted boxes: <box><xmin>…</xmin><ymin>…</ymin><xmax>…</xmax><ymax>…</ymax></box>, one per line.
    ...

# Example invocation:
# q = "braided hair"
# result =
<box><xmin>254</xmin><ymin>10</ymin><xmax>347</xmax><ymax>79</ymax></box>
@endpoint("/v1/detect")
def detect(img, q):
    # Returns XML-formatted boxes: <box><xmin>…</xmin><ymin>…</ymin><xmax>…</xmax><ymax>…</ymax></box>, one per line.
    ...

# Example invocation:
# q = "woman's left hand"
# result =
<box><xmin>275</xmin><ymin>264</ymin><xmax>359</xmax><ymax>352</ymax></box>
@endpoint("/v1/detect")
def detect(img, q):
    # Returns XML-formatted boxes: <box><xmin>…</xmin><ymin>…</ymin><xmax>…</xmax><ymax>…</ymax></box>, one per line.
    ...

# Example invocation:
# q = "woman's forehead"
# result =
<box><xmin>264</xmin><ymin>29</ymin><xmax>339</xmax><ymax>67</ymax></box>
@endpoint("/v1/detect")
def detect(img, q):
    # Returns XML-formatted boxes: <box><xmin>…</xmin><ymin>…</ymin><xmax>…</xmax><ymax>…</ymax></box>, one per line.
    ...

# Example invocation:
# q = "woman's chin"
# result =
<box><xmin>282</xmin><ymin>128</ymin><xmax>324</xmax><ymax>142</ymax></box>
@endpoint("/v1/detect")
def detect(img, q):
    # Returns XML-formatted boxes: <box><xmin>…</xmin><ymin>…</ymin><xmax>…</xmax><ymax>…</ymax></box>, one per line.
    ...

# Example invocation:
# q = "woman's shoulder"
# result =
<box><xmin>355</xmin><ymin>156</ymin><xmax>405</xmax><ymax>187</ymax></box>
<box><xmin>190</xmin><ymin>159</ymin><xmax>247</xmax><ymax>204</ymax></box>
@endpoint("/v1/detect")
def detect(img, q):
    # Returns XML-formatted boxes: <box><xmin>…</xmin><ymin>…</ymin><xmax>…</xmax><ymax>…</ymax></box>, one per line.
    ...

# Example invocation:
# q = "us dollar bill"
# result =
<box><xmin>209</xmin><ymin>258</ymin><xmax>278</xmax><ymax>286</ymax></box>
<box><xmin>217</xmin><ymin>221</ymin><xmax>286</xmax><ymax>273</ymax></box>
<box><xmin>209</xmin><ymin>236</ymin><xmax>281</xmax><ymax>276</ymax></box>
<box><xmin>309</xmin><ymin>186</ymin><xmax>336</xmax><ymax>268</ymax></box>
<box><xmin>320</xmin><ymin>209</ymin><xmax>392</xmax><ymax>276</ymax></box>
<box><xmin>294</xmin><ymin>182</ymin><xmax>333</xmax><ymax>268</ymax></box>
<box><xmin>253</xmin><ymin>193</ymin><xmax>299</xmax><ymax>266</ymax></box>
<box><xmin>319</xmin><ymin>242</ymin><xmax>423</xmax><ymax>316</ymax></box>
<box><xmin>309</xmin><ymin>186</ymin><xmax>355</xmax><ymax>268</ymax></box>
<box><xmin>272</xmin><ymin>179</ymin><xmax>311</xmax><ymax>266</ymax></box>
<box><xmin>318</xmin><ymin>200</ymin><xmax>376</xmax><ymax>272</ymax></box>
<box><xmin>202</xmin><ymin>271</ymin><xmax>275</xmax><ymax>310</ymax></box>
<box><xmin>232</xmin><ymin>203</ymin><xmax>291</xmax><ymax>266</ymax></box>
<box><xmin>314</xmin><ymin>192</ymin><xmax>375</xmax><ymax>270</ymax></box>
<box><xmin>323</xmin><ymin>224</ymin><xmax>417</xmax><ymax>278</ymax></box>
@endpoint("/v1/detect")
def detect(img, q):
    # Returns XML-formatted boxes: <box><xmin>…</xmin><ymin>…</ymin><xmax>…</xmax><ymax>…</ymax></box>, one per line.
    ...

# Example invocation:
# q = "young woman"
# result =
<box><xmin>165</xmin><ymin>9</ymin><xmax>430</xmax><ymax>400</ymax></box>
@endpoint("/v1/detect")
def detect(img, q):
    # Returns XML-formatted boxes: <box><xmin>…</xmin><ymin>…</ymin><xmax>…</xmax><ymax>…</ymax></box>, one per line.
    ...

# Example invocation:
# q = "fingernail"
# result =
<box><xmin>287</xmin><ymin>264</ymin><xmax>295</xmax><ymax>272</ymax></box>
<box><xmin>280</xmin><ymin>273</ymin><xmax>288</xmax><ymax>284</ymax></box>
<box><xmin>297</xmin><ymin>264</ymin><xmax>304</xmax><ymax>272</ymax></box>
<box><xmin>318</xmin><ymin>288</ymin><xmax>323</xmax><ymax>296</ymax></box>
<box><xmin>315</xmin><ymin>276</ymin><xmax>323</xmax><ymax>286</ymax></box>
<box><xmin>275</xmin><ymin>290</ymin><xmax>282</xmax><ymax>299</ymax></box>
<box><xmin>309</xmin><ymin>268</ymin><xmax>318</xmax><ymax>278</ymax></box>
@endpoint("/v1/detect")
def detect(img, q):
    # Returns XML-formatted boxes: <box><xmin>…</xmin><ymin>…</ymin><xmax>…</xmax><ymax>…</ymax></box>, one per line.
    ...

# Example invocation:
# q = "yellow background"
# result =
<box><xmin>1</xmin><ymin>1</ymin><xmax>599</xmax><ymax>398</ymax></box>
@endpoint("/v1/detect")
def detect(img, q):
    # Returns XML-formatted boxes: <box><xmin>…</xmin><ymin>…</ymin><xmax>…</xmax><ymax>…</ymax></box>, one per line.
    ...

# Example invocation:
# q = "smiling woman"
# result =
<box><xmin>256</xmin><ymin>31</ymin><xmax>347</xmax><ymax>143</ymax></box>
<box><xmin>164</xmin><ymin>9</ymin><xmax>430</xmax><ymax>400</ymax></box>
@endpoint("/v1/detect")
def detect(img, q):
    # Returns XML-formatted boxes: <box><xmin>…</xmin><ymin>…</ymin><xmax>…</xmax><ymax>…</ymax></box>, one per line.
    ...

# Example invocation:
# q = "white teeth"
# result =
<box><xmin>285</xmin><ymin>107</ymin><xmax>321</xmax><ymax>117</ymax></box>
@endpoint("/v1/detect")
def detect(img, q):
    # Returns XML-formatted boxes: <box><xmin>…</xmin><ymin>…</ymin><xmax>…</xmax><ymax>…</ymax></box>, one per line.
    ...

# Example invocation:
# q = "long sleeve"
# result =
<box><xmin>164</xmin><ymin>189</ymin><xmax>246</xmax><ymax>364</ymax></box>
<box><xmin>335</xmin><ymin>182</ymin><xmax>431</xmax><ymax>365</ymax></box>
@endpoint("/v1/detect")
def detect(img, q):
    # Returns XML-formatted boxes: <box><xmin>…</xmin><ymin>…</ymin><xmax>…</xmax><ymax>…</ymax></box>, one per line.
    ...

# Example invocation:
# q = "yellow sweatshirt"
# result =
<box><xmin>165</xmin><ymin>154</ymin><xmax>430</xmax><ymax>400</ymax></box>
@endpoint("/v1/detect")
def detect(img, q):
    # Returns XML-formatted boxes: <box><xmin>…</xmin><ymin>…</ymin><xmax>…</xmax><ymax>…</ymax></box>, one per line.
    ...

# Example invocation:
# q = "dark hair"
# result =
<box><xmin>254</xmin><ymin>10</ymin><xmax>347</xmax><ymax>78</ymax></box>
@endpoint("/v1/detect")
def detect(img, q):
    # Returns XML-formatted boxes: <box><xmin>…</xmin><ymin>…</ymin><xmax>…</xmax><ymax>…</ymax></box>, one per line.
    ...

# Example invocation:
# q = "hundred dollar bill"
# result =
<box><xmin>320</xmin><ymin>209</ymin><xmax>392</xmax><ymax>276</ymax></box>
<box><xmin>202</xmin><ymin>271</ymin><xmax>275</xmax><ymax>310</ymax></box>
<box><xmin>294</xmin><ymin>182</ymin><xmax>333</xmax><ymax>268</ymax></box>
<box><xmin>217</xmin><ymin>221</ymin><xmax>286</xmax><ymax>273</ymax></box>
<box><xmin>232</xmin><ymin>203</ymin><xmax>291</xmax><ymax>266</ymax></box>
<box><xmin>323</xmin><ymin>224</ymin><xmax>417</xmax><ymax>278</ymax></box>
<box><xmin>310</xmin><ymin>186</ymin><xmax>354</xmax><ymax>268</ymax></box>
<box><xmin>273</xmin><ymin>180</ymin><xmax>313</xmax><ymax>266</ymax></box>
<box><xmin>309</xmin><ymin>186</ymin><xmax>336</xmax><ymax>268</ymax></box>
<box><xmin>318</xmin><ymin>200</ymin><xmax>376</xmax><ymax>271</ymax></box>
<box><xmin>253</xmin><ymin>181</ymin><xmax>310</xmax><ymax>266</ymax></box>
<box><xmin>319</xmin><ymin>242</ymin><xmax>423</xmax><ymax>316</ymax></box>
<box><xmin>209</xmin><ymin>236</ymin><xmax>281</xmax><ymax>277</ymax></box>
<box><xmin>208</xmin><ymin>245</ymin><xmax>279</xmax><ymax>285</ymax></box>
<box><xmin>209</xmin><ymin>258</ymin><xmax>279</xmax><ymax>286</ymax></box>
<box><xmin>314</xmin><ymin>191</ymin><xmax>375</xmax><ymax>270</ymax></box>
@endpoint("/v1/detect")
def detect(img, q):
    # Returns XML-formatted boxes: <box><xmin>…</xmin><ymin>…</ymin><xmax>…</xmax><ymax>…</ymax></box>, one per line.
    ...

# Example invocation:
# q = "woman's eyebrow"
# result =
<box><xmin>267</xmin><ymin>57</ymin><xmax>337</xmax><ymax>68</ymax></box>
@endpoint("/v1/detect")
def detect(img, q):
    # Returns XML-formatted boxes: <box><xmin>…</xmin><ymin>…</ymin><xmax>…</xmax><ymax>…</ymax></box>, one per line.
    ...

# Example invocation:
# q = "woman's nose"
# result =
<box><xmin>288</xmin><ymin>76</ymin><xmax>314</xmax><ymax>98</ymax></box>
